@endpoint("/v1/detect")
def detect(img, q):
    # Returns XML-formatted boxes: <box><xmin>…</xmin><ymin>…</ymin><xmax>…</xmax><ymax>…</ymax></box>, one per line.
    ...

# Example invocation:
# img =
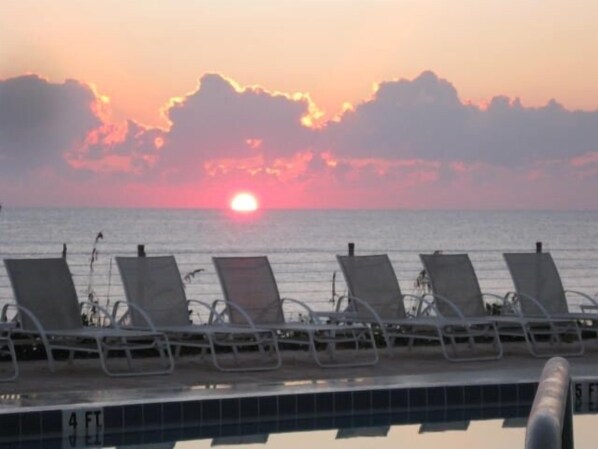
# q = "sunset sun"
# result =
<box><xmin>230</xmin><ymin>192</ymin><xmax>259</xmax><ymax>212</ymax></box>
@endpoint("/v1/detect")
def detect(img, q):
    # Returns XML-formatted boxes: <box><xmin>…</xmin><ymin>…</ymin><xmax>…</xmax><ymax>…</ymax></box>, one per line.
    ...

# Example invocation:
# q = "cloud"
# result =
<box><xmin>66</xmin><ymin>120</ymin><xmax>164</xmax><ymax>175</ymax></box>
<box><xmin>323</xmin><ymin>71</ymin><xmax>598</xmax><ymax>167</ymax></box>
<box><xmin>0</xmin><ymin>75</ymin><xmax>101</xmax><ymax>177</ymax></box>
<box><xmin>159</xmin><ymin>74</ymin><xmax>315</xmax><ymax>181</ymax></box>
<box><xmin>2</xmin><ymin>71</ymin><xmax>598</xmax><ymax>208</ymax></box>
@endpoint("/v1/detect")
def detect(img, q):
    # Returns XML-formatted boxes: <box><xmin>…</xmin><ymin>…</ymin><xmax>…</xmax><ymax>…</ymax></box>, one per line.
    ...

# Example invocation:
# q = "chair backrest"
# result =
<box><xmin>4</xmin><ymin>258</ymin><xmax>83</xmax><ymax>331</ymax></box>
<box><xmin>503</xmin><ymin>252</ymin><xmax>569</xmax><ymax>316</ymax></box>
<box><xmin>336</xmin><ymin>254</ymin><xmax>407</xmax><ymax>320</ymax></box>
<box><xmin>116</xmin><ymin>256</ymin><xmax>191</xmax><ymax>327</ymax></box>
<box><xmin>212</xmin><ymin>256</ymin><xmax>285</xmax><ymax>325</ymax></box>
<box><xmin>419</xmin><ymin>253</ymin><xmax>487</xmax><ymax>318</ymax></box>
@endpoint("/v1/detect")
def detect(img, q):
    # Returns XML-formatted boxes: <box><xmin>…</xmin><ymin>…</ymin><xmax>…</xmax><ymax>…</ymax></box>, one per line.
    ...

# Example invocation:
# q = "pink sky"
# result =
<box><xmin>1</xmin><ymin>1</ymin><xmax>598</xmax><ymax>209</ymax></box>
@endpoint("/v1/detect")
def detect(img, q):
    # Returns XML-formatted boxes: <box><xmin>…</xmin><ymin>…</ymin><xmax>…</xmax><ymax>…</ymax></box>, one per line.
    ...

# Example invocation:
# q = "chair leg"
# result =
<box><xmin>96</xmin><ymin>335</ymin><xmax>174</xmax><ymax>377</ymax></box>
<box><xmin>210</xmin><ymin>331</ymin><xmax>280</xmax><ymax>372</ymax></box>
<box><xmin>381</xmin><ymin>328</ymin><xmax>394</xmax><ymax>357</ymax></box>
<box><xmin>39</xmin><ymin>334</ymin><xmax>56</xmax><ymax>372</ymax></box>
<box><xmin>121</xmin><ymin>337</ymin><xmax>134</xmax><ymax>369</ymax></box>
<box><xmin>521</xmin><ymin>321</ymin><xmax>584</xmax><ymax>358</ymax></box>
<box><xmin>440</xmin><ymin>323</ymin><xmax>502</xmax><ymax>362</ymax></box>
<box><xmin>0</xmin><ymin>338</ymin><xmax>18</xmax><ymax>381</ymax></box>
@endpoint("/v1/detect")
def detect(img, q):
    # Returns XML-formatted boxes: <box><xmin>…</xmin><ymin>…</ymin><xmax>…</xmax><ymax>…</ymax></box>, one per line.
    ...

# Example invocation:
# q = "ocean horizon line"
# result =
<box><xmin>2</xmin><ymin>205</ymin><xmax>598</xmax><ymax>213</ymax></box>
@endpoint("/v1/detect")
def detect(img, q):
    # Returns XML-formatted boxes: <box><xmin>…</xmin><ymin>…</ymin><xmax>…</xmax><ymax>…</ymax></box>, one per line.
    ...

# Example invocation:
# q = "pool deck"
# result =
<box><xmin>2</xmin><ymin>342</ymin><xmax>598</xmax><ymax>413</ymax></box>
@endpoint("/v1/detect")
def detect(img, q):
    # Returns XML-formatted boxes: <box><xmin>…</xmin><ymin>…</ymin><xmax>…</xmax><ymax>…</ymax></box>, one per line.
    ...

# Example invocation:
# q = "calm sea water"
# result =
<box><xmin>1</xmin><ymin>207</ymin><xmax>598</xmax><ymax>313</ymax></box>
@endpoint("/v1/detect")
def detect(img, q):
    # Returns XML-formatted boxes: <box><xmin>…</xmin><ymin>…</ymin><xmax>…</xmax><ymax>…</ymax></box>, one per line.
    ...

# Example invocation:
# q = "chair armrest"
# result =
<box><xmin>187</xmin><ymin>299</ymin><xmax>219</xmax><ymax>324</ymax></box>
<box><xmin>508</xmin><ymin>291</ymin><xmax>553</xmax><ymax>319</ymax></box>
<box><xmin>565</xmin><ymin>290</ymin><xmax>598</xmax><ymax>312</ymax></box>
<box><xmin>318</xmin><ymin>294</ymin><xmax>377</xmax><ymax>323</ymax></box>
<box><xmin>335</xmin><ymin>294</ymin><xmax>353</xmax><ymax>313</ymax></box>
<box><xmin>315</xmin><ymin>293</ymin><xmax>360</xmax><ymax>319</ymax></box>
<box><xmin>481</xmin><ymin>292</ymin><xmax>523</xmax><ymax>317</ymax></box>
<box><xmin>111</xmin><ymin>300</ymin><xmax>158</xmax><ymax>332</ymax></box>
<box><xmin>209</xmin><ymin>299</ymin><xmax>227</xmax><ymax>323</ymax></box>
<box><xmin>211</xmin><ymin>299</ymin><xmax>259</xmax><ymax>328</ymax></box>
<box><xmin>402</xmin><ymin>293</ymin><xmax>435</xmax><ymax>317</ymax></box>
<box><xmin>421</xmin><ymin>293</ymin><xmax>467</xmax><ymax>321</ymax></box>
<box><xmin>1</xmin><ymin>303</ymin><xmax>48</xmax><ymax>338</ymax></box>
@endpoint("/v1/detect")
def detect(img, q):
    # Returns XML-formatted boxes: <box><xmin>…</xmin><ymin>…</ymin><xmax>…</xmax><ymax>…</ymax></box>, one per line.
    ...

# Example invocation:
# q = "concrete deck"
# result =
<box><xmin>2</xmin><ymin>342</ymin><xmax>598</xmax><ymax>413</ymax></box>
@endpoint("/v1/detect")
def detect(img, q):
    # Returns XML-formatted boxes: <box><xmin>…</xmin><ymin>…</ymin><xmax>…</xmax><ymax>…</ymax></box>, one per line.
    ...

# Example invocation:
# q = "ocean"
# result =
<box><xmin>1</xmin><ymin>207</ymin><xmax>598</xmax><ymax>315</ymax></box>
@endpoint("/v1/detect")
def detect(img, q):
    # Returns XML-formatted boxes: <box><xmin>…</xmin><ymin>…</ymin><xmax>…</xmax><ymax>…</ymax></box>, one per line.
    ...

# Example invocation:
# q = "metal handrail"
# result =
<box><xmin>525</xmin><ymin>357</ymin><xmax>574</xmax><ymax>449</ymax></box>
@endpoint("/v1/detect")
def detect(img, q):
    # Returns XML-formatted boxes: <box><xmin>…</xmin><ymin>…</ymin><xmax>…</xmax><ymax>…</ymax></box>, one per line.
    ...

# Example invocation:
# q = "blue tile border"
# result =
<box><xmin>0</xmin><ymin>380</ymin><xmax>555</xmax><ymax>446</ymax></box>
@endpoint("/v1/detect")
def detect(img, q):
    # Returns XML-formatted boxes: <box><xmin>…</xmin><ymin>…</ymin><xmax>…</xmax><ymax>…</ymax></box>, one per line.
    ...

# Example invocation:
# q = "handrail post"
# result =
<box><xmin>525</xmin><ymin>357</ymin><xmax>574</xmax><ymax>449</ymax></box>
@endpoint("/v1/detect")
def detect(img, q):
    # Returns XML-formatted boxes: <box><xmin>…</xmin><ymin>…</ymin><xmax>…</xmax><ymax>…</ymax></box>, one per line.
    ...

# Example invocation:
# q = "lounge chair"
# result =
<box><xmin>115</xmin><ymin>255</ymin><xmax>281</xmax><ymax>371</ymax></box>
<box><xmin>337</xmin><ymin>254</ymin><xmax>502</xmax><ymax>361</ymax></box>
<box><xmin>0</xmin><ymin>322</ymin><xmax>18</xmax><ymax>381</ymax></box>
<box><xmin>504</xmin><ymin>252</ymin><xmax>595</xmax><ymax>346</ymax></box>
<box><xmin>212</xmin><ymin>256</ymin><xmax>379</xmax><ymax>368</ymax></box>
<box><xmin>420</xmin><ymin>253</ymin><xmax>583</xmax><ymax>357</ymax></box>
<box><xmin>3</xmin><ymin>258</ymin><xmax>175</xmax><ymax>376</ymax></box>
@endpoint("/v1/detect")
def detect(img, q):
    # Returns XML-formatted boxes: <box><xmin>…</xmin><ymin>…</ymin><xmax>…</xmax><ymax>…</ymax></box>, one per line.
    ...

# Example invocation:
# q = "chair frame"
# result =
<box><xmin>115</xmin><ymin>256</ymin><xmax>281</xmax><ymax>372</ymax></box>
<box><xmin>4</xmin><ymin>258</ymin><xmax>175</xmax><ymax>377</ymax></box>
<box><xmin>336</xmin><ymin>254</ymin><xmax>503</xmax><ymax>362</ymax></box>
<box><xmin>213</xmin><ymin>256</ymin><xmax>379</xmax><ymax>368</ymax></box>
<box><xmin>502</xmin><ymin>252</ymin><xmax>591</xmax><ymax>356</ymax></box>
<box><xmin>421</xmin><ymin>253</ymin><xmax>583</xmax><ymax>358</ymax></box>
<box><xmin>0</xmin><ymin>322</ymin><xmax>18</xmax><ymax>381</ymax></box>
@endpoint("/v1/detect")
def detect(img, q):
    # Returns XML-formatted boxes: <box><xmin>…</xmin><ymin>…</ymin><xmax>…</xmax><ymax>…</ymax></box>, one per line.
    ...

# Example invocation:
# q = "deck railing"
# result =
<box><xmin>1</xmin><ymin>245</ymin><xmax>598</xmax><ymax>320</ymax></box>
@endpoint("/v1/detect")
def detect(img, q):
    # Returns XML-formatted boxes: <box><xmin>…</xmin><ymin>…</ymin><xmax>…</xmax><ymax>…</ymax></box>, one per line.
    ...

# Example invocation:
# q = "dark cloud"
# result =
<box><xmin>0</xmin><ymin>75</ymin><xmax>101</xmax><ymax>176</ymax></box>
<box><xmin>67</xmin><ymin>120</ymin><xmax>164</xmax><ymax>175</ymax></box>
<box><xmin>160</xmin><ymin>73</ymin><xmax>314</xmax><ymax>180</ymax></box>
<box><xmin>323</xmin><ymin>71</ymin><xmax>598</xmax><ymax>166</ymax></box>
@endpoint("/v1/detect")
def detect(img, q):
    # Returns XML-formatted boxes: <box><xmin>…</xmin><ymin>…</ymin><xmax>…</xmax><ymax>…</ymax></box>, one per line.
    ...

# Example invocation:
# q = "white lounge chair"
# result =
<box><xmin>212</xmin><ymin>256</ymin><xmax>379</xmax><ymax>368</ymax></box>
<box><xmin>337</xmin><ymin>254</ymin><xmax>502</xmax><ymax>361</ymax></box>
<box><xmin>3</xmin><ymin>258</ymin><xmax>175</xmax><ymax>376</ymax></box>
<box><xmin>116</xmin><ymin>255</ymin><xmax>281</xmax><ymax>371</ymax></box>
<box><xmin>504</xmin><ymin>252</ymin><xmax>595</xmax><ymax>347</ymax></box>
<box><xmin>421</xmin><ymin>253</ymin><xmax>583</xmax><ymax>357</ymax></box>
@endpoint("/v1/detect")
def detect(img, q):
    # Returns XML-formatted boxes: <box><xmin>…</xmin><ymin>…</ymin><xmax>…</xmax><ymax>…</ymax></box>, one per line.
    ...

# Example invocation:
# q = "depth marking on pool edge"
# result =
<box><xmin>61</xmin><ymin>407</ymin><xmax>103</xmax><ymax>449</ymax></box>
<box><xmin>574</xmin><ymin>381</ymin><xmax>598</xmax><ymax>413</ymax></box>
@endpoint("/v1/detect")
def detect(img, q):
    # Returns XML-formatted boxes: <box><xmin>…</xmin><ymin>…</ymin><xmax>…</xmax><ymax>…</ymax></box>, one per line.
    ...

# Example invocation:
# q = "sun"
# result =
<box><xmin>230</xmin><ymin>192</ymin><xmax>259</xmax><ymax>213</ymax></box>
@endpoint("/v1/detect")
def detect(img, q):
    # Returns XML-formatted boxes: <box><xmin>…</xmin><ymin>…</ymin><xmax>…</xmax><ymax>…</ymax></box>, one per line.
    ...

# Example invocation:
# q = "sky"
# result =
<box><xmin>1</xmin><ymin>0</ymin><xmax>598</xmax><ymax>209</ymax></box>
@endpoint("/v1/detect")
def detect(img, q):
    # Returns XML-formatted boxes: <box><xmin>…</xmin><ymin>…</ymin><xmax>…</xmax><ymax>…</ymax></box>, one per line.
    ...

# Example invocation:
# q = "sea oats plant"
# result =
<box><xmin>84</xmin><ymin>231</ymin><xmax>104</xmax><ymax>326</ymax></box>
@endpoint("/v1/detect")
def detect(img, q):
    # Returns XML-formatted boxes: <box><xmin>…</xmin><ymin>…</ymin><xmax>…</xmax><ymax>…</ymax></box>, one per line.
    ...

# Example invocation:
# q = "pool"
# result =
<box><xmin>3</xmin><ymin>391</ymin><xmax>597</xmax><ymax>448</ymax></box>
<box><xmin>2</xmin><ymin>347</ymin><xmax>598</xmax><ymax>448</ymax></box>
<box><xmin>0</xmin><ymin>378</ymin><xmax>545</xmax><ymax>448</ymax></box>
